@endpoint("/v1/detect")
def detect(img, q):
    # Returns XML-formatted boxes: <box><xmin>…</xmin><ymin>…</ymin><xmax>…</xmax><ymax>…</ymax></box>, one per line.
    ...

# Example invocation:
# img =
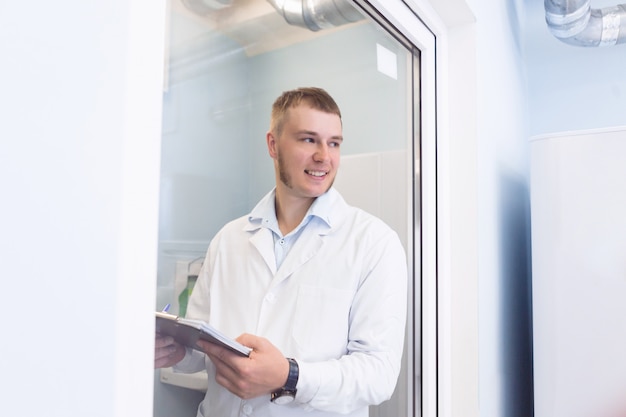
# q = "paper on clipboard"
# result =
<box><xmin>155</xmin><ymin>311</ymin><xmax>251</xmax><ymax>357</ymax></box>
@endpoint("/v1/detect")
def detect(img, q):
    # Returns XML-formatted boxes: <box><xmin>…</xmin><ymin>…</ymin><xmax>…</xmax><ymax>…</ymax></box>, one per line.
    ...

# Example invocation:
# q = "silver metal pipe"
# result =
<box><xmin>545</xmin><ymin>0</ymin><xmax>626</xmax><ymax>46</ymax></box>
<box><xmin>266</xmin><ymin>0</ymin><xmax>364</xmax><ymax>32</ymax></box>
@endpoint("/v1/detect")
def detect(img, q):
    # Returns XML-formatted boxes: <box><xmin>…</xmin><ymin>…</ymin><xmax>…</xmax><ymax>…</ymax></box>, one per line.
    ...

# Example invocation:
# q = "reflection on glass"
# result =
<box><xmin>155</xmin><ymin>1</ymin><xmax>418</xmax><ymax>416</ymax></box>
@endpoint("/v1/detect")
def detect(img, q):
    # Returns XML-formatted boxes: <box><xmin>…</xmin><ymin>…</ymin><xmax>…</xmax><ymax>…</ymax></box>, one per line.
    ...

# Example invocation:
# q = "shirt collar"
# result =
<box><xmin>248</xmin><ymin>188</ymin><xmax>334</xmax><ymax>232</ymax></box>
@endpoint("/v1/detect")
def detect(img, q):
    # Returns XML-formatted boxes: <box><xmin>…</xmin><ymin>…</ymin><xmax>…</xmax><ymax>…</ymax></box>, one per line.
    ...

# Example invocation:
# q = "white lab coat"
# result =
<box><xmin>176</xmin><ymin>188</ymin><xmax>408</xmax><ymax>417</ymax></box>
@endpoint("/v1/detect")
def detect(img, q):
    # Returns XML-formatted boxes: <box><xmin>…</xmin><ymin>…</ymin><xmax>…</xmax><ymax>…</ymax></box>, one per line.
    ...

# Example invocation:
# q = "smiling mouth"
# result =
<box><xmin>305</xmin><ymin>170</ymin><xmax>327</xmax><ymax>177</ymax></box>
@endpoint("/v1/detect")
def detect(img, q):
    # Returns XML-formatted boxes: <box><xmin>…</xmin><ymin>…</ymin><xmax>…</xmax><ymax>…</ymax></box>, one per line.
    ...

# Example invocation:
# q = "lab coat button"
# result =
<box><xmin>242</xmin><ymin>404</ymin><xmax>253</xmax><ymax>415</ymax></box>
<box><xmin>265</xmin><ymin>293</ymin><xmax>276</xmax><ymax>303</ymax></box>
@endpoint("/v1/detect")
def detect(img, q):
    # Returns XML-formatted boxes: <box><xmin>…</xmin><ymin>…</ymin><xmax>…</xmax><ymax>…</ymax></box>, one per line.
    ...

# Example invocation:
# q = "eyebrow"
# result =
<box><xmin>296</xmin><ymin>130</ymin><xmax>343</xmax><ymax>141</ymax></box>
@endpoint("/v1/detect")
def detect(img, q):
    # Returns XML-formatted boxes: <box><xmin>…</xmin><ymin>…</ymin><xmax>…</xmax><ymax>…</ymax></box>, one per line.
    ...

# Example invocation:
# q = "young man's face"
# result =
<box><xmin>267</xmin><ymin>103</ymin><xmax>343</xmax><ymax>201</ymax></box>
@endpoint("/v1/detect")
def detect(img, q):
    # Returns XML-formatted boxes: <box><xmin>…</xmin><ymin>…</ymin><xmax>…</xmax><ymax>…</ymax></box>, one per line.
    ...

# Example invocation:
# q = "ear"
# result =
<box><xmin>266</xmin><ymin>131</ymin><xmax>278</xmax><ymax>159</ymax></box>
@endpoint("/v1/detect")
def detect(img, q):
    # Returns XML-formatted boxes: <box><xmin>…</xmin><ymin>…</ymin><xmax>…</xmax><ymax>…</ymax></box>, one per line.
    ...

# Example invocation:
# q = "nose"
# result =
<box><xmin>313</xmin><ymin>143</ymin><xmax>330</xmax><ymax>162</ymax></box>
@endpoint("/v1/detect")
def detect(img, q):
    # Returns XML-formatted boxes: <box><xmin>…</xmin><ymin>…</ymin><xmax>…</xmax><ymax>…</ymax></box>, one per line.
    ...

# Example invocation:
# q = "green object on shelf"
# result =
<box><xmin>178</xmin><ymin>275</ymin><xmax>198</xmax><ymax>318</ymax></box>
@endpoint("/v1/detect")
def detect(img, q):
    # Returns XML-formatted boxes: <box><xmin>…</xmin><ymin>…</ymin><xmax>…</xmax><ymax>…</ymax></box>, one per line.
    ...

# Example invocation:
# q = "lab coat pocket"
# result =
<box><xmin>292</xmin><ymin>284</ymin><xmax>353</xmax><ymax>360</ymax></box>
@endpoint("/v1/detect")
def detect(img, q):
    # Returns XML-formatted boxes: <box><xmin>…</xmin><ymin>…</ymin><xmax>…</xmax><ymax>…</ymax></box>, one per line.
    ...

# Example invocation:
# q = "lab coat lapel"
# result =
<box><xmin>272</xmin><ymin>226</ymin><xmax>325</xmax><ymax>285</ymax></box>
<box><xmin>248</xmin><ymin>227</ymin><xmax>277</xmax><ymax>275</ymax></box>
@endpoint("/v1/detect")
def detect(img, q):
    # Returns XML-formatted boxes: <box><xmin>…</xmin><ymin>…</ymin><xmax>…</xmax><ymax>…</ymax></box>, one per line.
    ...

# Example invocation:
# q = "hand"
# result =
<box><xmin>154</xmin><ymin>334</ymin><xmax>186</xmax><ymax>368</ymax></box>
<box><xmin>199</xmin><ymin>333</ymin><xmax>289</xmax><ymax>399</ymax></box>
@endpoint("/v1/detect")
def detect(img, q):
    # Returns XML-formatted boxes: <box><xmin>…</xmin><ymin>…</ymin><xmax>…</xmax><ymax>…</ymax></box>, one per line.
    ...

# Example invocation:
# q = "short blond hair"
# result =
<box><xmin>270</xmin><ymin>87</ymin><xmax>342</xmax><ymax>136</ymax></box>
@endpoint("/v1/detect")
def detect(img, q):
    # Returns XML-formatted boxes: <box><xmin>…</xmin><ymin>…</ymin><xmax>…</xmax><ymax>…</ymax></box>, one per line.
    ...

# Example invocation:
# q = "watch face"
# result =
<box><xmin>273</xmin><ymin>393</ymin><xmax>295</xmax><ymax>405</ymax></box>
<box><xmin>271</xmin><ymin>390</ymin><xmax>296</xmax><ymax>405</ymax></box>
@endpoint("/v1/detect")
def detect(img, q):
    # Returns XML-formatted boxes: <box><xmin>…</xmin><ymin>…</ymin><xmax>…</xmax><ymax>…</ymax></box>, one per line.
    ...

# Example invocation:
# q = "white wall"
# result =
<box><xmin>437</xmin><ymin>0</ymin><xmax>626</xmax><ymax>415</ymax></box>
<box><xmin>0</xmin><ymin>1</ymin><xmax>165</xmax><ymax>416</ymax></box>
<box><xmin>422</xmin><ymin>0</ymin><xmax>533</xmax><ymax>416</ymax></box>
<box><xmin>524</xmin><ymin>0</ymin><xmax>626</xmax><ymax>136</ymax></box>
<box><xmin>523</xmin><ymin>1</ymin><xmax>626</xmax><ymax>416</ymax></box>
<box><xmin>467</xmin><ymin>1</ymin><xmax>534</xmax><ymax>416</ymax></box>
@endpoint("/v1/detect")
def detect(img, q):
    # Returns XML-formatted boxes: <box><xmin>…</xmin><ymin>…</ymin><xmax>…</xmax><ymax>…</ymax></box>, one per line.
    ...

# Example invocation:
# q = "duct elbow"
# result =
<box><xmin>267</xmin><ymin>0</ymin><xmax>365</xmax><ymax>32</ymax></box>
<box><xmin>545</xmin><ymin>0</ymin><xmax>626</xmax><ymax>47</ymax></box>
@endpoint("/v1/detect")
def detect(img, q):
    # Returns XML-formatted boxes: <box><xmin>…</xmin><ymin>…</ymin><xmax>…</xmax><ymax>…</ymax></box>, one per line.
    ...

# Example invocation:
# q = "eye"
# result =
<box><xmin>302</xmin><ymin>137</ymin><xmax>315</xmax><ymax>143</ymax></box>
<box><xmin>329</xmin><ymin>141</ymin><xmax>341</xmax><ymax>148</ymax></box>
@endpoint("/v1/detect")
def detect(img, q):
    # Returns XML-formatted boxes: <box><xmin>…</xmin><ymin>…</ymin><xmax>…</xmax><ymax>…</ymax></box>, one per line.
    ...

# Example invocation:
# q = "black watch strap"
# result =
<box><xmin>284</xmin><ymin>358</ymin><xmax>299</xmax><ymax>391</ymax></box>
<box><xmin>270</xmin><ymin>358</ymin><xmax>298</xmax><ymax>404</ymax></box>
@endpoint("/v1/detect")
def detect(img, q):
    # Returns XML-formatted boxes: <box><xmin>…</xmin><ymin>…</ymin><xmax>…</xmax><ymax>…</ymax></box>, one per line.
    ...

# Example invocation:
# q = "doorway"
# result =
<box><xmin>154</xmin><ymin>1</ymin><xmax>434</xmax><ymax>415</ymax></box>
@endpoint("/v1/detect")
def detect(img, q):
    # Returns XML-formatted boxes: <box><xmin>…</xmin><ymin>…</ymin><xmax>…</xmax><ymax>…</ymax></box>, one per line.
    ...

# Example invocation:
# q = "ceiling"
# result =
<box><xmin>170</xmin><ymin>0</ymin><xmax>362</xmax><ymax>56</ymax></box>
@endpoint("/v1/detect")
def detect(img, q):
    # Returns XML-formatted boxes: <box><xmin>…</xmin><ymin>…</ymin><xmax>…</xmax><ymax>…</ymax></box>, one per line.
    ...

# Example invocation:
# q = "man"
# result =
<box><xmin>155</xmin><ymin>87</ymin><xmax>407</xmax><ymax>417</ymax></box>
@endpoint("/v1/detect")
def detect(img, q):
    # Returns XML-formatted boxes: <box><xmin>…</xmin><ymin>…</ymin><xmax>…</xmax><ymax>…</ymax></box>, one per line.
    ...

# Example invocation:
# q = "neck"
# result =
<box><xmin>274</xmin><ymin>189</ymin><xmax>315</xmax><ymax>236</ymax></box>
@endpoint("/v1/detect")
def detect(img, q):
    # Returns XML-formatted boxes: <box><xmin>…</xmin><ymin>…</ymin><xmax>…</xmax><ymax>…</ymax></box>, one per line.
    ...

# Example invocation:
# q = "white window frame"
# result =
<box><xmin>361</xmin><ymin>1</ymin><xmax>439</xmax><ymax>416</ymax></box>
<box><xmin>362</xmin><ymin>2</ymin><xmax>479</xmax><ymax>417</ymax></box>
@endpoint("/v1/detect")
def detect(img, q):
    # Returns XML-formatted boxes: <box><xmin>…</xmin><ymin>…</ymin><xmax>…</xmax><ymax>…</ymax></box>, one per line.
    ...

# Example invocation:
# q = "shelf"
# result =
<box><xmin>159</xmin><ymin>367</ymin><xmax>208</xmax><ymax>392</ymax></box>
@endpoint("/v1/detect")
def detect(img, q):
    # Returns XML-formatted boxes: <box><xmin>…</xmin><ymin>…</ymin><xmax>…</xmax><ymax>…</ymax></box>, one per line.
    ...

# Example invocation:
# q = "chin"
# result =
<box><xmin>310</xmin><ymin>183</ymin><xmax>333</xmax><ymax>197</ymax></box>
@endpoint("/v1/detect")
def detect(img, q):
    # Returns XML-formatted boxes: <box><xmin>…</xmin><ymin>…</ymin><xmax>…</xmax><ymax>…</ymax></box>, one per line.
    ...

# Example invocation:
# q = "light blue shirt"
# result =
<box><xmin>248</xmin><ymin>189</ymin><xmax>331</xmax><ymax>269</ymax></box>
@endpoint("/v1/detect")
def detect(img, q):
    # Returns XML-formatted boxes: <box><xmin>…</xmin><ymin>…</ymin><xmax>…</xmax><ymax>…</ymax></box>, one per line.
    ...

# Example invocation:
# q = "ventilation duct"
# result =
<box><xmin>182</xmin><ymin>0</ymin><xmax>233</xmax><ymax>15</ymax></box>
<box><xmin>545</xmin><ymin>0</ymin><xmax>626</xmax><ymax>46</ymax></box>
<box><xmin>266</xmin><ymin>0</ymin><xmax>365</xmax><ymax>32</ymax></box>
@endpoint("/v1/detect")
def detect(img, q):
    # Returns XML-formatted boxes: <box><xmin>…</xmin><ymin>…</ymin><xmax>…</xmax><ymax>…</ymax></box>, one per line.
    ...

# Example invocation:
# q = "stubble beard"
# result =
<box><xmin>277</xmin><ymin>152</ymin><xmax>334</xmax><ymax>196</ymax></box>
<box><xmin>277</xmin><ymin>152</ymin><xmax>293</xmax><ymax>190</ymax></box>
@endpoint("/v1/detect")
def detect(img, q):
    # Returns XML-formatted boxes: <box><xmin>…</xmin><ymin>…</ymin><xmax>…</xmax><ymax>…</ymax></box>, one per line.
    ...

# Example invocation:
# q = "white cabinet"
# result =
<box><xmin>531</xmin><ymin>127</ymin><xmax>626</xmax><ymax>417</ymax></box>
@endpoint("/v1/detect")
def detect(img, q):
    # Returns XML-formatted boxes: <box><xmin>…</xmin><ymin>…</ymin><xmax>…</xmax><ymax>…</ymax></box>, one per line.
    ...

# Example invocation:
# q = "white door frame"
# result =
<box><xmin>363</xmin><ymin>2</ymin><xmax>479</xmax><ymax>417</ymax></box>
<box><xmin>118</xmin><ymin>0</ymin><xmax>478</xmax><ymax>416</ymax></box>
<box><xmin>362</xmin><ymin>1</ymin><xmax>438</xmax><ymax>416</ymax></box>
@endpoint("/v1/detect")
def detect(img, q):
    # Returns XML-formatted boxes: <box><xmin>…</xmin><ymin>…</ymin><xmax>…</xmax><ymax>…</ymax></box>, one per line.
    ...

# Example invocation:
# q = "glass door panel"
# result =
<box><xmin>155</xmin><ymin>1</ymin><xmax>422</xmax><ymax>416</ymax></box>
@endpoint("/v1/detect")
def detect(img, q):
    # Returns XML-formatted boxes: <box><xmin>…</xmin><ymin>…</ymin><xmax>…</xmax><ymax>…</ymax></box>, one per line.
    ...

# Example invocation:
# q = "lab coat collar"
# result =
<box><xmin>244</xmin><ymin>187</ymin><xmax>347</xmax><ymax>234</ymax></box>
<box><xmin>243</xmin><ymin>187</ymin><xmax>350</xmax><ymax>280</ymax></box>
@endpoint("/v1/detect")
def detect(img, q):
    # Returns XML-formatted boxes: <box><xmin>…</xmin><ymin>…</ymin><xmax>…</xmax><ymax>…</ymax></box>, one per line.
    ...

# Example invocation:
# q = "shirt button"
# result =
<box><xmin>242</xmin><ymin>404</ymin><xmax>253</xmax><ymax>415</ymax></box>
<box><xmin>265</xmin><ymin>293</ymin><xmax>276</xmax><ymax>304</ymax></box>
<box><xmin>279</xmin><ymin>239</ymin><xmax>285</xmax><ymax>245</ymax></box>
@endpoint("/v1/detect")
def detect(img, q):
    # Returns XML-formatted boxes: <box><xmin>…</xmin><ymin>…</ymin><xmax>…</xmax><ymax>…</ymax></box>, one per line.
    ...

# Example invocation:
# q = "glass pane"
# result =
<box><xmin>155</xmin><ymin>1</ymin><xmax>419</xmax><ymax>416</ymax></box>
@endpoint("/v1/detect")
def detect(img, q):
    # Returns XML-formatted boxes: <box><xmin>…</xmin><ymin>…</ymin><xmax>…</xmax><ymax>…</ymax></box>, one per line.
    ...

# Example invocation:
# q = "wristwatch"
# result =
<box><xmin>270</xmin><ymin>358</ymin><xmax>299</xmax><ymax>404</ymax></box>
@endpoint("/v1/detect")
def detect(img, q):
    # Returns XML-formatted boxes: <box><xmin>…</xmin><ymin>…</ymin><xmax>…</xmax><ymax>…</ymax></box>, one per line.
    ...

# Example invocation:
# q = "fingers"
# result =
<box><xmin>198</xmin><ymin>337</ymin><xmax>287</xmax><ymax>400</ymax></box>
<box><xmin>154</xmin><ymin>344</ymin><xmax>185</xmax><ymax>368</ymax></box>
<box><xmin>210</xmin><ymin>356</ymin><xmax>247</xmax><ymax>397</ymax></box>
<box><xmin>199</xmin><ymin>340</ymin><xmax>240</xmax><ymax>371</ymax></box>
<box><xmin>155</xmin><ymin>343</ymin><xmax>177</xmax><ymax>361</ymax></box>
<box><xmin>154</xmin><ymin>334</ymin><xmax>185</xmax><ymax>368</ymax></box>
<box><xmin>155</xmin><ymin>335</ymin><xmax>175</xmax><ymax>348</ymax></box>
<box><xmin>199</xmin><ymin>341</ymin><xmax>256</xmax><ymax>398</ymax></box>
<box><xmin>236</xmin><ymin>333</ymin><xmax>264</xmax><ymax>350</ymax></box>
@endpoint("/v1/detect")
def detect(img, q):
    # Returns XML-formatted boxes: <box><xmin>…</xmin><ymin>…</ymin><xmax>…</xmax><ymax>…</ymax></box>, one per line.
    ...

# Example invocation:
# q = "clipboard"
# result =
<box><xmin>155</xmin><ymin>311</ymin><xmax>251</xmax><ymax>357</ymax></box>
